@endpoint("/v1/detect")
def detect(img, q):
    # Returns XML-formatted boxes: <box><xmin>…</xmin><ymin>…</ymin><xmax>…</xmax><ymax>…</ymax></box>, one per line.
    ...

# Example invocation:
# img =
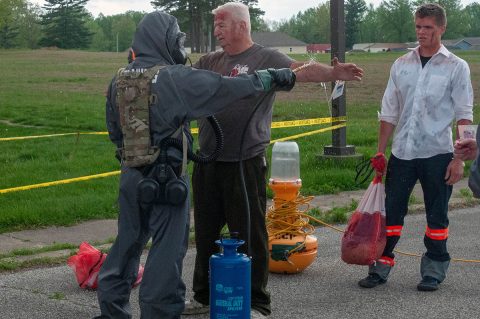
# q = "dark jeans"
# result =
<box><xmin>191</xmin><ymin>154</ymin><xmax>271</xmax><ymax>315</ymax></box>
<box><xmin>383</xmin><ymin>154</ymin><xmax>452</xmax><ymax>262</ymax></box>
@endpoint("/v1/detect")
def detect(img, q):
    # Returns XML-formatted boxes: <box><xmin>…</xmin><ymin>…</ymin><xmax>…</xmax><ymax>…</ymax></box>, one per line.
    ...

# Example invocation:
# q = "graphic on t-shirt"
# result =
<box><xmin>229</xmin><ymin>64</ymin><xmax>249</xmax><ymax>77</ymax></box>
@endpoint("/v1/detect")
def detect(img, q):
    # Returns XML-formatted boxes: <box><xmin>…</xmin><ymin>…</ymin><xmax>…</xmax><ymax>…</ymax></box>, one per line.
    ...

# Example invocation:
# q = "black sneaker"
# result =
<box><xmin>417</xmin><ymin>276</ymin><xmax>439</xmax><ymax>291</ymax></box>
<box><xmin>358</xmin><ymin>273</ymin><xmax>386</xmax><ymax>288</ymax></box>
<box><xmin>182</xmin><ymin>299</ymin><xmax>209</xmax><ymax>315</ymax></box>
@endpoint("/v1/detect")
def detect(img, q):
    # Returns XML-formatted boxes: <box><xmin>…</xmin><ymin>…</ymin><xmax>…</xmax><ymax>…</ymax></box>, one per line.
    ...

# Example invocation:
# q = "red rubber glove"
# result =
<box><xmin>370</xmin><ymin>152</ymin><xmax>386</xmax><ymax>183</ymax></box>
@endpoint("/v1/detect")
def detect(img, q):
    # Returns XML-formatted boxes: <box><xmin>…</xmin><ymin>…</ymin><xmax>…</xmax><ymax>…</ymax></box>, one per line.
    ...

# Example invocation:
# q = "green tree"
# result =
<box><xmin>151</xmin><ymin>0</ymin><xmax>264</xmax><ymax>53</ymax></box>
<box><xmin>345</xmin><ymin>0</ymin><xmax>367</xmax><ymax>49</ymax></box>
<box><xmin>251</xmin><ymin>17</ymin><xmax>270</xmax><ymax>32</ymax></box>
<box><xmin>39</xmin><ymin>0</ymin><xmax>93</xmax><ymax>49</ymax></box>
<box><xmin>17</xmin><ymin>2</ymin><xmax>42</xmax><ymax>48</ymax></box>
<box><xmin>0</xmin><ymin>0</ymin><xmax>25</xmax><ymax>48</ymax></box>
<box><xmin>464</xmin><ymin>2</ymin><xmax>480</xmax><ymax>37</ymax></box>
<box><xmin>87</xmin><ymin>18</ymin><xmax>105</xmax><ymax>51</ymax></box>
<box><xmin>88</xmin><ymin>11</ymin><xmax>145</xmax><ymax>52</ymax></box>
<box><xmin>111</xmin><ymin>14</ymin><xmax>137</xmax><ymax>52</ymax></box>
<box><xmin>357</xmin><ymin>4</ymin><xmax>383</xmax><ymax>43</ymax></box>
<box><xmin>278</xmin><ymin>3</ymin><xmax>330</xmax><ymax>44</ymax></box>
<box><xmin>377</xmin><ymin>0</ymin><xmax>415</xmax><ymax>42</ymax></box>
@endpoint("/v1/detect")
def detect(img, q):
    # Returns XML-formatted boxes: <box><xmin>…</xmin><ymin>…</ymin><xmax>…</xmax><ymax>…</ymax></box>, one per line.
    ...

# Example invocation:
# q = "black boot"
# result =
<box><xmin>358</xmin><ymin>273</ymin><xmax>386</xmax><ymax>288</ymax></box>
<box><xmin>418</xmin><ymin>254</ymin><xmax>449</xmax><ymax>291</ymax></box>
<box><xmin>417</xmin><ymin>276</ymin><xmax>439</xmax><ymax>291</ymax></box>
<box><xmin>358</xmin><ymin>259</ymin><xmax>392</xmax><ymax>288</ymax></box>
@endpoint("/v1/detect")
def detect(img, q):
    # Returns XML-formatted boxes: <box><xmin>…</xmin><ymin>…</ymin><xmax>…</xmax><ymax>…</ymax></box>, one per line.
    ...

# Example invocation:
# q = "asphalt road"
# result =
<box><xmin>1</xmin><ymin>206</ymin><xmax>479</xmax><ymax>319</ymax></box>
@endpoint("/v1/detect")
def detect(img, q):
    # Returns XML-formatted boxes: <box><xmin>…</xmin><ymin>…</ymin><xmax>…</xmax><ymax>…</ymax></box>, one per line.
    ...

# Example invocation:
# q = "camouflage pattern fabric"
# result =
<box><xmin>115</xmin><ymin>65</ymin><xmax>163</xmax><ymax>167</ymax></box>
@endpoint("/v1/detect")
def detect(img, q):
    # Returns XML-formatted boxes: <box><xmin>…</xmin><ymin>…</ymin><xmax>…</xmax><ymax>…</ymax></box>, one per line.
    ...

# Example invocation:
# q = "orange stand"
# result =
<box><xmin>267</xmin><ymin>180</ymin><xmax>318</xmax><ymax>274</ymax></box>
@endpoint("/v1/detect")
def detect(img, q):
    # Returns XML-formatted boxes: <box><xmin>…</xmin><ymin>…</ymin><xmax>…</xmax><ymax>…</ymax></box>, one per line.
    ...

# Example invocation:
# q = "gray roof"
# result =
<box><xmin>464</xmin><ymin>37</ymin><xmax>480</xmax><ymax>45</ymax></box>
<box><xmin>441</xmin><ymin>39</ymin><xmax>464</xmax><ymax>46</ymax></box>
<box><xmin>251</xmin><ymin>32</ymin><xmax>306</xmax><ymax>47</ymax></box>
<box><xmin>368</xmin><ymin>43</ymin><xmax>408</xmax><ymax>49</ymax></box>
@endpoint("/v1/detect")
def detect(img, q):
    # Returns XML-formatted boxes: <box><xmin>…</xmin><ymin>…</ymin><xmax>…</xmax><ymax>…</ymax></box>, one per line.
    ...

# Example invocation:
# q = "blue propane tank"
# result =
<box><xmin>210</xmin><ymin>238</ymin><xmax>251</xmax><ymax>319</ymax></box>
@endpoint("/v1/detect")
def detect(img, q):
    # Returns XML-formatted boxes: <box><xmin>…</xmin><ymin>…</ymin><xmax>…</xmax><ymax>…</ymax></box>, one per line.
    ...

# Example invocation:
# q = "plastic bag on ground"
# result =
<box><xmin>67</xmin><ymin>241</ymin><xmax>143</xmax><ymax>289</ymax></box>
<box><xmin>341</xmin><ymin>176</ymin><xmax>386</xmax><ymax>265</ymax></box>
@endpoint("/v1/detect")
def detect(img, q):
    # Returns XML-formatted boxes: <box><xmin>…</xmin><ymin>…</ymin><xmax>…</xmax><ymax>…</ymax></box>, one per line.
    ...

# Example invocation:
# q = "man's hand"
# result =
<box><xmin>371</xmin><ymin>152</ymin><xmax>387</xmax><ymax>178</ymax></box>
<box><xmin>331</xmin><ymin>57</ymin><xmax>364</xmax><ymax>81</ymax></box>
<box><xmin>445</xmin><ymin>158</ymin><xmax>465</xmax><ymax>185</ymax></box>
<box><xmin>454</xmin><ymin>138</ymin><xmax>477</xmax><ymax>161</ymax></box>
<box><xmin>255</xmin><ymin>68</ymin><xmax>296</xmax><ymax>91</ymax></box>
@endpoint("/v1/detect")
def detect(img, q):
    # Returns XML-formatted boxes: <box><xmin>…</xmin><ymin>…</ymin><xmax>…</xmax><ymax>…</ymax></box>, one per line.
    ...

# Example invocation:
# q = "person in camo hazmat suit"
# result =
<box><xmin>94</xmin><ymin>11</ymin><xmax>296</xmax><ymax>319</ymax></box>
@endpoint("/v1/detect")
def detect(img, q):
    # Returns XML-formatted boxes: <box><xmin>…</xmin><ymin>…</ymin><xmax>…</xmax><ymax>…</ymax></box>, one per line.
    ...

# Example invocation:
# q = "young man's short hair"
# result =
<box><xmin>415</xmin><ymin>3</ymin><xmax>447</xmax><ymax>26</ymax></box>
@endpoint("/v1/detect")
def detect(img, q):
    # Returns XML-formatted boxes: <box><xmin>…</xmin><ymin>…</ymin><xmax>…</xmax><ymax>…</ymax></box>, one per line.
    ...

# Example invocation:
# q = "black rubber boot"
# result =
<box><xmin>418</xmin><ymin>254</ymin><xmax>449</xmax><ymax>291</ymax></box>
<box><xmin>358</xmin><ymin>273</ymin><xmax>386</xmax><ymax>288</ymax></box>
<box><xmin>417</xmin><ymin>276</ymin><xmax>439</xmax><ymax>291</ymax></box>
<box><xmin>358</xmin><ymin>260</ymin><xmax>391</xmax><ymax>288</ymax></box>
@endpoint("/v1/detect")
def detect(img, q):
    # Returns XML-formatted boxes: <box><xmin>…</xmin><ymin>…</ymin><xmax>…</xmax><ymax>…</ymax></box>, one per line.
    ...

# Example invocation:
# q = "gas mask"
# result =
<box><xmin>171</xmin><ymin>31</ymin><xmax>187</xmax><ymax>65</ymax></box>
<box><xmin>137</xmin><ymin>163</ymin><xmax>187</xmax><ymax>206</ymax></box>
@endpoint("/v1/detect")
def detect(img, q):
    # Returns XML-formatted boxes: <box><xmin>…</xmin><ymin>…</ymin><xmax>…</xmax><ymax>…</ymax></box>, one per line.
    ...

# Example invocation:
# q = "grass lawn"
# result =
<box><xmin>0</xmin><ymin>49</ymin><xmax>479</xmax><ymax>232</ymax></box>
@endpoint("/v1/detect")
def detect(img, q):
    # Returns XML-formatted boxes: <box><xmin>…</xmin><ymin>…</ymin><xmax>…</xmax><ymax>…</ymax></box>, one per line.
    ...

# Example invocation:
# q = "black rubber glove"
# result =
<box><xmin>267</xmin><ymin>68</ymin><xmax>296</xmax><ymax>91</ymax></box>
<box><xmin>255</xmin><ymin>68</ymin><xmax>296</xmax><ymax>91</ymax></box>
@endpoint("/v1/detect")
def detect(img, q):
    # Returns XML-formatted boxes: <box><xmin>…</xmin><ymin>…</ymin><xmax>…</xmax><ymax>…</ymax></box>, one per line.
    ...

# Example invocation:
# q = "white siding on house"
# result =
<box><xmin>275</xmin><ymin>46</ymin><xmax>307</xmax><ymax>54</ymax></box>
<box><xmin>352</xmin><ymin>43</ymin><xmax>373</xmax><ymax>51</ymax></box>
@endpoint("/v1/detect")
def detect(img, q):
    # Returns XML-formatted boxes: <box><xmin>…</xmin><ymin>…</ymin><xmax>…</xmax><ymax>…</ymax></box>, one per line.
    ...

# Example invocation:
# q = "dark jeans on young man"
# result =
<box><xmin>383</xmin><ymin>153</ymin><xmax>452</xmax><ymax>262</ymax></box>
<box><xmin>191</xmin><ymin>154</ymin><xmax>271</xmax><ymax>315</ymax></box>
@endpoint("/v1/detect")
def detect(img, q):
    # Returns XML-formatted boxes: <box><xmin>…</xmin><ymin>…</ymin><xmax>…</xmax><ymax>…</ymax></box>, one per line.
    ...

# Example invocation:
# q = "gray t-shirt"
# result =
<box><xmin>194</xmin><ymin>43</ymin><xmax>294</xmax><ymax>161</ymax></box>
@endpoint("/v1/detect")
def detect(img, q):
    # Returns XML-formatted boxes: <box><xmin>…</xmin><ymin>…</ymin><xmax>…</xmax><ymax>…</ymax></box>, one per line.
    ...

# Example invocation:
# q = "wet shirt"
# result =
<box><xmin>194</xmin><ymin>44</ymin><xmax>293</xmax><ymax>161</ymax></box>
<box><xmin>379</xmin><ymin>45</ymin><xmax>473</xmax><ymax>160</ymax></box>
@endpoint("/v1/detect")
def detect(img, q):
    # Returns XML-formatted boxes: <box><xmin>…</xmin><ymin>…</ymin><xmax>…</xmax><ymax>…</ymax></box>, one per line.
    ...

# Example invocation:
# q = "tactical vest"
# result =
<box><xmin>115</xmin><ymin>65</ymin><xmax>164</xmax><ymax>167</ymax></box>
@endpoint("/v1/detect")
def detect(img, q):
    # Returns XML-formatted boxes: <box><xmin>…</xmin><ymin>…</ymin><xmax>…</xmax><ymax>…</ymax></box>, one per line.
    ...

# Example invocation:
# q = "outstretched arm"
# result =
<box><xmin>291</xmin><ymin>57</ymin><xmax>364</xmax><ymax>82</ymax></box>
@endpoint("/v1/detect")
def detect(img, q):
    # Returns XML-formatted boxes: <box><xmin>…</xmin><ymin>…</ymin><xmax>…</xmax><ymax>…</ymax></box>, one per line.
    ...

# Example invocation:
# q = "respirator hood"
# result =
<box><xmin>132</xmin><ymin>11</ymin><xmax>186</xmax><ymax>66</ymax></box>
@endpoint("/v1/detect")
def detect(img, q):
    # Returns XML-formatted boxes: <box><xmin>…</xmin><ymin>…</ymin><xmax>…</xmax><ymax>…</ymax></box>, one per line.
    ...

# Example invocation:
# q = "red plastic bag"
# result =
<box><xmin>67</xmin><ymin>242</ymin><xmax>144</xmax><ymax>290</ymax></box>
<box><xmin>341</xmin><ymin>177</ymin><xmax>386</xmax><ymax>265</ymax></box>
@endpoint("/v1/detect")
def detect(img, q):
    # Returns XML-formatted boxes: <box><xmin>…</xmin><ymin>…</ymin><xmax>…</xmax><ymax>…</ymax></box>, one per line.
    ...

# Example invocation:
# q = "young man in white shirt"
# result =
<box><xmin>358</xmin><ymin>3</ymin><xmax>473</xmax><ymax>292</ymax></box>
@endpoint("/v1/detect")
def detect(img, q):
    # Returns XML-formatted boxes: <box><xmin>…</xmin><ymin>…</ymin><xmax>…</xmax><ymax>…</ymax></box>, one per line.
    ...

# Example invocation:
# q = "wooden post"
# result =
<box><xmin>323</xmin><ymin>0</ymin><xmax>356</xmax><ymax>157</ymax></box>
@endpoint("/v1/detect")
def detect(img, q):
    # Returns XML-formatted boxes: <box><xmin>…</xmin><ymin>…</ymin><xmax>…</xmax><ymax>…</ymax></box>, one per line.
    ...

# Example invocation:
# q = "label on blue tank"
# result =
<box><xmin>214</xmin><ymin>284</ymin><xmax>245</xmax><ymax>316</ymax></box>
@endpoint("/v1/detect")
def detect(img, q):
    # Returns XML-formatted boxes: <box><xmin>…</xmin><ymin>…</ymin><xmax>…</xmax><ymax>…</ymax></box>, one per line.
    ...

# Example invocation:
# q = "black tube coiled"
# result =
<box><xmin>160</xmin><ymin>116</ymin><xmax>224</xmax><ymax>164</ymax></box>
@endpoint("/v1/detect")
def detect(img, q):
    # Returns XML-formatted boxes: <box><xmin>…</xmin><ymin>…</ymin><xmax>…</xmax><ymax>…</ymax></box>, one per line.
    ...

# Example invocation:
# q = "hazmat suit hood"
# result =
<box><xmin>131</xmin><ymin>11</ymin><xmax>185</xmax><ymax>66</ymax></box>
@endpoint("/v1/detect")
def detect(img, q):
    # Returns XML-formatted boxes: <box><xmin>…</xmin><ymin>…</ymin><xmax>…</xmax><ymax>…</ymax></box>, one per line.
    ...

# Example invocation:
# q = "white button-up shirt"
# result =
<box><xmin>379</xmin><ymin>45</ymin><xmax>474</xmax><ymax>160</ymax></box>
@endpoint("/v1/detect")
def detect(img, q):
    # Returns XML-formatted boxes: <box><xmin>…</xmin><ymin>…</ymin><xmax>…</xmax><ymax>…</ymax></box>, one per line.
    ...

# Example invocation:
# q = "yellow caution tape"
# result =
<box><xmin>270</xmin><ymin>123</ymin><xmax>346</xmax><ymax>144</ymax></box>
<box><xmin>271</xmin><ymin>116</ymin><xmax>346</xmax><ymax>128</ymax></box>
<box><xmin>1</xmin><ymin>117</ymin><xmax>346</xmax><ymax>141</ymax></box>
<box><xmin>0</xmin><ymin>117</ymin><xmax>348</xmax><ymax>194</ymax></box>
<box><xmin>0</xmin><ymin>131</ymin><xmax>107</xmax><ymax>141</ymax></box>
<box><xmin>0</xmin><ymin>171</ymin><xmax>120</xmax><ymax>194</ymax></box>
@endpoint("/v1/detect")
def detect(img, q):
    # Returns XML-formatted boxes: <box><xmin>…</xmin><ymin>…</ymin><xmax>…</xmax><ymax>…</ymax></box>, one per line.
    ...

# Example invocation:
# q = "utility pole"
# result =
<box><xmin>323</xmin><ymin>0</ymin><xmax>357</xmax><ymax>157</ymax></box>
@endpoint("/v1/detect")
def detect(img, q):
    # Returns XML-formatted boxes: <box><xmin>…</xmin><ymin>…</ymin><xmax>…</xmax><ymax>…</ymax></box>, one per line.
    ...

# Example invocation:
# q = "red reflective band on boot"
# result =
<box><xmin>378</xmin><ymin>256</ymin><xmax>395</xmax><ymax>266</ymax></box>
<box><xmin>425</xmin><ymin>226</ymin><xmax>449</xmax><ymax>240</ymax></box>
<box><xmin>386</xmin><ymin>225</ymin><xmax>403</xmax><ymax>237</ymax></box>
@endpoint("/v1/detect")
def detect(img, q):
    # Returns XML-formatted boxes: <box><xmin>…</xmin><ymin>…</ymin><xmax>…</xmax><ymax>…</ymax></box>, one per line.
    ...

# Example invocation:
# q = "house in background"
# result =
<box><xmin>442</xmin><ymin>39</ymin><xmax>472</xmax><ymax>50</ymax></box>
<box><xmin>307</xmin><ymin>44</ymin><xmax>331</xmax><ymax>53</ymax></box>
<box><xmin>352</xmin><ymin>38</ymin><xmax>480</xmax><ymax>53</ymax></box>
<box><xmin>464</xmin><ymin>37</ymin><xmax>480</xmax><ymax>50</ymax></box>
<box><xmin>252</xmin><ymin>32</ymin><xmax>307</xmax><ymax>54</ymax></box>
<box><xmin>367</xmin><ymin>43</ymin><xmax>408</xmax><ymax>52</ymax></box>
<box><xmin>352</xmin><ymin>43</ymin><xmax>374</xmax><ymax>51</ymax></box>
<box><xmin>353</xmin><ymin>43</ymin><xmax>408</xmax><ymax>52</ymax></box>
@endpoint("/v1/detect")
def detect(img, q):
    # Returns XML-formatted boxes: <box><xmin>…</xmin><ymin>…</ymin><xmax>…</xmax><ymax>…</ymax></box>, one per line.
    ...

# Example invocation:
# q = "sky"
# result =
<box><xmin>29</xmin><ymin>0</ymin><xmax>478</xmax><ymax>22</ymax></box>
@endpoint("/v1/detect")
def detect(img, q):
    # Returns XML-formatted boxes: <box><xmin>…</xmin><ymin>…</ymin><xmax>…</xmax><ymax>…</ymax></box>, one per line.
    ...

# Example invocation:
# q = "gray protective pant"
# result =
<box><xmin>97</xmin><ymin>167</ymin><xmax>190</xmax><ymax>319</ymax></box>
<box><xmin>420</xmin><ymin>253</ymin><xmax>450</xmax><ymax>283</ymax></box>
<box><xmin>369</xmin><ymin>261</ymin><xmax>392</xmax><ymax>280</ymax></box>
